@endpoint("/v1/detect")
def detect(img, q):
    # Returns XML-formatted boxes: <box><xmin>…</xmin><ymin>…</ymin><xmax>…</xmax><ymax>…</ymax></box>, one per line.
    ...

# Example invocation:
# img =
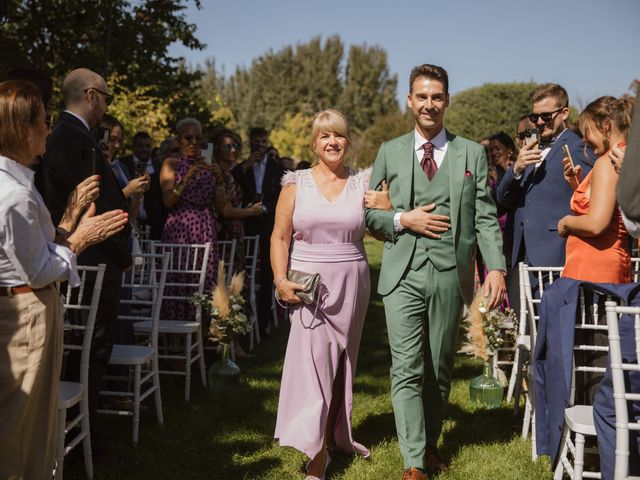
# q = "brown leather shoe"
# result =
<box><xmin>425</xmin><ymin>445</ymin><xmax>448</xmax><ymax>474</ymax></box>
<box><xmin>402</xmin><ymin>467</ymin><xmax>428</xmax><ymax>480</ymax></box>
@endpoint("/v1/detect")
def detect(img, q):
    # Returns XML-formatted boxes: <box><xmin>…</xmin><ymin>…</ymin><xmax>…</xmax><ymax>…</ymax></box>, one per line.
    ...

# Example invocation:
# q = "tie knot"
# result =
<box><xmin>422</xmin><ymin>141</ymin><xmax>434</xmax><ymax>153</ymax></box>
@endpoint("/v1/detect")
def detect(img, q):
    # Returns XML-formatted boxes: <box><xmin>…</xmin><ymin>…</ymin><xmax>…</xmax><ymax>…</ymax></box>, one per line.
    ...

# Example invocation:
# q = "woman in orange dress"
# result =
<box><xmin>558</xmin><ymin>96</ymin><xmax>634</xmax><ymax>283</ymax></box>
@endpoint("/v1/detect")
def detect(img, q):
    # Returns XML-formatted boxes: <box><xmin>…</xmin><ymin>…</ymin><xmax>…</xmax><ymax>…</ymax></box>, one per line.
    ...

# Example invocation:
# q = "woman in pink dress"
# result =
<box><xmin>272</xmin><ymin>110</ymin><xmax>383</xmax><ymax>479</ymax></box>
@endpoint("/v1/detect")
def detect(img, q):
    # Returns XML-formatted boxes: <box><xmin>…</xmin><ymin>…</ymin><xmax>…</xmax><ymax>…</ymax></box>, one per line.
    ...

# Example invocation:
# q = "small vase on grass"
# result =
<box><xmin>208</xmin><ymin>343</ymin><xmax>241</xmax><ymax>390</ymax></box>
<box><xmin>460</xmin><ymin>292</ymin><xmax>517</xmax><ymax>409</ymax></box>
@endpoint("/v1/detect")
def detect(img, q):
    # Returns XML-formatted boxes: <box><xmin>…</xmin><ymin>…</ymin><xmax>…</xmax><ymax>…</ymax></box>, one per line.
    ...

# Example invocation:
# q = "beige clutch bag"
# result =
<box><xmin>275</xmin><ymin>270</ymin><xmax>321</xmax><ymax>305</ymax></box>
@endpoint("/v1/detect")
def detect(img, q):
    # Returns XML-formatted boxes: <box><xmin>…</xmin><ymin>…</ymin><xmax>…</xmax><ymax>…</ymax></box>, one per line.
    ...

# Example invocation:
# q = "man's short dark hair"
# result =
<box><xmin>249</xmin><ymin>127</ymin><xmax>269</xmax><ymax>139</ymax></box>
<box><xmin>132</xmin><ymin>131</ymin><xmax>152</xmax><ymax>144</ymax></box>
<box><xmin>409</xmin><ymin>64</ymin><xmax>449</xmax><ymax>94</ymax></box>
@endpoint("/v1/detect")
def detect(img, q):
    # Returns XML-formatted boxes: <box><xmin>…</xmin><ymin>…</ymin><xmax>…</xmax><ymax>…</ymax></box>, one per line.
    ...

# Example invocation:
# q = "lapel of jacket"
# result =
<box><xmin>397</xmin><ymin>132</ymin><xmax>415</xmax><ymax>209</ymax></box>
<box><xmin>447</xmin><ymin>130</ymin><xmax>467</xmax><ymax>239</ymax></box>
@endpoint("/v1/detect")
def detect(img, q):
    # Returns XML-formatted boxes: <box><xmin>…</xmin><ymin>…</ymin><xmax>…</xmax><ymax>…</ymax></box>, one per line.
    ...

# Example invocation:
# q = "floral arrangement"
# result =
<box><xmin>191</xmin><ymin>261</ymin><xmax>251</xmax><ymax>346</ymax></box>
<box><xmin>459</xmin><ymin>291</ymin><xmax>518</xmax><ymax>362</ymax></box>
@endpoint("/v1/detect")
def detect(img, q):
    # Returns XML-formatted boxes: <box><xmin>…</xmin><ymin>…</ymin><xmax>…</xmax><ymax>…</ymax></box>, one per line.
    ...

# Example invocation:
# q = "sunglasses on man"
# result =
<box><xmin>84</xmin><ymin>87</ymin><xmax>114</xmax><ymax>105</ymax></box>
<box><xmin>528</xmin><ymin>107</ymin><xmax>565</xmax><ymax>124</ymax></box>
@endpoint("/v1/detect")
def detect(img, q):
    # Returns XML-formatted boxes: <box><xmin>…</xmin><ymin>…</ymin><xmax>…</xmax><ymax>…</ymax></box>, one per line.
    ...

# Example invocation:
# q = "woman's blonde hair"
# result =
<box><xmin>310</xmin><ymin>109</ymin><xmax>351</xmax><ymax>153</ymax></box>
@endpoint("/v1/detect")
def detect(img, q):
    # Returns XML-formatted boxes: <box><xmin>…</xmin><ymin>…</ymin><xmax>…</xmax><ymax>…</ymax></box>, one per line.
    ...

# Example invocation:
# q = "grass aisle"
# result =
<box><xmin>70</xmin><ymin>239</ymin><xmax>553</xmax><ymax>479</ymax></box>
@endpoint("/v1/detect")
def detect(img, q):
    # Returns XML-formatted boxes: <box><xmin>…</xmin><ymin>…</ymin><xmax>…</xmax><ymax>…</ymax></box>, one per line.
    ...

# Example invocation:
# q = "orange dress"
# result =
<box><xmin>562</xmin><ymin>170</ymin><xmax>630</xmax><ymax>283</ymax></box>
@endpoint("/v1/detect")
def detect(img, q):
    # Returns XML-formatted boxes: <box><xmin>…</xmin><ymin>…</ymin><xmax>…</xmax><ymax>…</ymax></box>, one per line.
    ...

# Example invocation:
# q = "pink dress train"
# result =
<box><xmin>274</xmin><ymin>168</ymin><xmax>371</xmax><ymax>459</ymax></box>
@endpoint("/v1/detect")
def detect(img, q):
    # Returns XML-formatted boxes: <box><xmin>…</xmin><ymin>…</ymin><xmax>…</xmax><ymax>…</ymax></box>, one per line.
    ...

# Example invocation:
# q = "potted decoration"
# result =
<box><xmin>459</xmin><ymin>292</ymin><xmax>517</xmax><ymax>409</ymax></box>
<box><xmin>192</xmin><ymin>261</ymin><xmax>251</xmax><ymax>389</ymax></box>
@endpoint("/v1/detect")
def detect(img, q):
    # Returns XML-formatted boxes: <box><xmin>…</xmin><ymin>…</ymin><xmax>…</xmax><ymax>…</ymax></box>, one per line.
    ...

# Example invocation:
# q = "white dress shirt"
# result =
<box><xmin>253</xmin><ymin>155</ymin><xmax>268</xmax><ymax>194</ymax></box>
<box><xmin>513</xmin><ymin>128</ymin><xmax>567</xmax><ymax>179</ymax></box>
<box><xmin>0</xmin><ymin>155</ymin><xmax>79</xmax><ymax>288</ymax></box>
<box><xmin>393</xmin><ymin>128</ymin><xmax>449</xmax><ymax>231</ymax></box>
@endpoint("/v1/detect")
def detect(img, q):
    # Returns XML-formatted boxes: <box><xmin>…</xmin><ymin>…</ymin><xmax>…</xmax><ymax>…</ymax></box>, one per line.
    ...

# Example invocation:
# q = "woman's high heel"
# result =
<box><xmin>304</xmin><ymin>451</ymin><xmax>331</xmax><ymax>480</ymax></box>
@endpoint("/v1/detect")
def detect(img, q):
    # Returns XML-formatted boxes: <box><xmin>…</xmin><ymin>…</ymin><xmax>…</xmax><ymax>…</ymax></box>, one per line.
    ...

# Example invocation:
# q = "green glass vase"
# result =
<box><xmin>208</xmin><ymin>343</ymin><xmax>241</xmax><ymax>390</ymax></box>
<box><xmin>469</xmin><ymin>361</ymin><xmax>503</xmax><ymax>409</ymax></box>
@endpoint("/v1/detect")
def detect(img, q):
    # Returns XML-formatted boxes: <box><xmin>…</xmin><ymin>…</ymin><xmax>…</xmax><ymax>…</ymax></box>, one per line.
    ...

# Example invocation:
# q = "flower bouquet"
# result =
<box><xmin>191</xmin><ymin>261</ymin><xmax>252</xmax><ymax>388</ymax></box>
<box><xmin>459</xmin><ymin>291</ymin><xmax>517</xmax><ymax>408</ymax></box>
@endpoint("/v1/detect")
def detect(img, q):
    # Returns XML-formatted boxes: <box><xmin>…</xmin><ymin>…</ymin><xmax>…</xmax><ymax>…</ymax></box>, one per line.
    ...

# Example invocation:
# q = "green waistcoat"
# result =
<box><xmin>410</xmin><ymin>151</ymin><xmax>456</xmax><ymax>271</ymax></box>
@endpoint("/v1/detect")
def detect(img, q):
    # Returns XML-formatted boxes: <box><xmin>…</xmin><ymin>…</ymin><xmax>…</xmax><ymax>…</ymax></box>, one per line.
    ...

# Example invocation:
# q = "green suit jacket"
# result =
<box><xmin>365</xmin><ymin>130</ymin><xmax>506</xmax><ymax>305</ymax></box>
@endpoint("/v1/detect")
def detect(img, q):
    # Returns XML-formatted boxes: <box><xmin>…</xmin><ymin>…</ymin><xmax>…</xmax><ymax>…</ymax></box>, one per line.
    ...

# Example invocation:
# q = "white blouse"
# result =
<box><xmin>0</xmin><ymin>155</ymin><xmax>79</xmax><ymax>288</ymax></box>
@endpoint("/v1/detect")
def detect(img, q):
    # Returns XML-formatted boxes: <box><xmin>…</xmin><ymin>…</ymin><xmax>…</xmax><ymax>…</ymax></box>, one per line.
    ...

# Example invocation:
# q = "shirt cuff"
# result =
<box><xmin>393</xmin><ymin>212</ymin><xmax>404</xmax><ymax>232</ymax></box>
<box><xmin>47</xmin><ymin>241</ymin><xmax>80</xmax><ymax>287</ymax></box>
<box><xmin>512</xmin><ymin>168</ymin><xmax>523</xmax><ymax>180</ymax></box>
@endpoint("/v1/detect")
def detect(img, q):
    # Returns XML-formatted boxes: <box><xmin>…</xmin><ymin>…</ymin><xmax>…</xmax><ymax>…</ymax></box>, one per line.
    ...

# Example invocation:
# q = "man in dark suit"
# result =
<box><xmin>496</xmin><ymin>83</ymin><xmax>594</xmax><ymax>274</ymax></box>
<box><xmin>232</xmin><ymin>128</ymin><xmax>284</xmax><ymax>337</ymax></box>
<box><xmin>42</xmin><ymin>68</ymin><xmax>131</xmax><ymax>447</ymax></box>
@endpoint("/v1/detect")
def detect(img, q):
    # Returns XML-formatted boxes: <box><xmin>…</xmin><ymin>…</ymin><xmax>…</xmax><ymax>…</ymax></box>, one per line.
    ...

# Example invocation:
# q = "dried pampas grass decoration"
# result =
<box><xmin>459</xmin><ymin>290</ymin><xmax>489</xmax><ymax>362</ymax></box>
<box><xmin>211</xmin><ymin>260</ymin><xmax>230</xmax><ymax>320</ymax></box>
<box><xmin>229</xmin><ymin>270</ymin><xmax>245</xmax><ymax>297</ymax></box>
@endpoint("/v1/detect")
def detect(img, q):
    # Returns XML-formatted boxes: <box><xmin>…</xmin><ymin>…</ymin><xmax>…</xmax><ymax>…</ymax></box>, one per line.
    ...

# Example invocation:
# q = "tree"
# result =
<box><xmin>352</xmin><ymin>110</ymin><xmax>414</xmax><ymax>168</ymax></box>
<box><xmin>445</xmin><ymin>82</ymin><xmax>538</xmax><ymax>141</ymax></box>
<box><xmin>338</xmin><ymin>45</ymin><xmax>399</xmax><ymax>132</ymax></box>
<box><xmin>269</xmin><ymin>113</ymin><xmax>315</xmax><ymax>162</ymax></box>
<box><xmin>0</xmin><ymin>0</ymin><xmax>204</xmax><ymax>93</ymax></box>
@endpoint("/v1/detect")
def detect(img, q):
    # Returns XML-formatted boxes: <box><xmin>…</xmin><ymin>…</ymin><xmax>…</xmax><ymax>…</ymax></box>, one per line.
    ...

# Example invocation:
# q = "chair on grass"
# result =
<box><xmin>507</xmin><ymin>263</ymin><xmax>563</xmax><ymax>460</ymax></box>
<box><xmin>99</xmin><ymin>252</ymin><xmax>170</xmax><ymax>443</ymax></box>
<box><xmin>554</xmin><ymin>288</ymin><xmax>613</xmax><ymax>480</ymax></box>
<box><xmin>244</xmin><ymin>235</ymin><xmax>261</xmax><ymax>349</ymax></box>
<box><xmin>55</xmin><ymin>264</ymin><xmax>106</xmax><ymax>480</ymax></box>
<box><xmin>217</xmin><ymin>239</ymin><xmax>237</xmax><ymax>286</ymax></box>
<box><xmin>134</xmin><ymin>242</ymin><xmax>210</xmax><ymax>401</ymax></box>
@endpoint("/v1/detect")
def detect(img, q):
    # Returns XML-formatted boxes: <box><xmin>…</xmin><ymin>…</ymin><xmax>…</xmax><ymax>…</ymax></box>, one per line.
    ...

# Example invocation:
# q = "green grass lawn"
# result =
<box><xmin>66</xmin><ymin>239</ymin><xmax>553</xmax><ymax>479</ymax></box>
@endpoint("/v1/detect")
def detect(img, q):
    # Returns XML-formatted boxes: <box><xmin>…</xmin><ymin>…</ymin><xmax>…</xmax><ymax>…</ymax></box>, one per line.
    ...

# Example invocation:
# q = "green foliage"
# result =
<box><xmin>0</xmin><ymin>0</ymin><xmax>204</xmax><ymax>91</ymax></box>
<box><xmin>353</xmin><ymin>110</ymin><xmax>414</xmax><ymax>168</ymax></box>
<box><xmin>338</xmin><ymin>44</ymin><xmax>399</xmax><ymax>132</ymax></box>
<box><xmin>445</xmin><ymin>82</ymin><xmax>538</xmax><ymax>141</ymax></box>
<box><xmin>269</xmin><ymin>113</ymin><xmax>315</xmax><ymax>162</ymax></box>
<box><xmin>107</xmin><ymin>74</ymin><xmax>171</xmax><ymax>148</ymax></box>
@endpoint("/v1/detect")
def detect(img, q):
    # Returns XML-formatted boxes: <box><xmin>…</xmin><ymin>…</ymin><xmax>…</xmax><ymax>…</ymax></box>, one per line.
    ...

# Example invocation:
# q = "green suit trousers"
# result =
<box><xmin>382</xmin><ymin>254</ymin><xmax>464</xmax><ymax>470</ymax></box>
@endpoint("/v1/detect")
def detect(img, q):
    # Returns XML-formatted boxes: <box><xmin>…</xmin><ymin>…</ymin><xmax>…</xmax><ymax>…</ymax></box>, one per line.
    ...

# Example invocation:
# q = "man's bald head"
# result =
<box><xmin>62</xmin><ymin>68</ymin><xmax>106</xmax><ymax>107</ymax></box>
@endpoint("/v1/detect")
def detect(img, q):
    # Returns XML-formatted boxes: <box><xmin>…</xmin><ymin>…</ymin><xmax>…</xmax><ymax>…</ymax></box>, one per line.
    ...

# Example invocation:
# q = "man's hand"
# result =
<box><xmin>399</xmin><ymin>203</ymin><xmax>450</xmax><ymax>238</ymax></box>
<box><xmin>513</xmin><ymin>140</ymin><xmax>542</xmax><ymax>176</ymax></box>
<box><xmin>482</xmin><ymin>270</ymin><xmax>506</xmax><ymax>309</ymax></box>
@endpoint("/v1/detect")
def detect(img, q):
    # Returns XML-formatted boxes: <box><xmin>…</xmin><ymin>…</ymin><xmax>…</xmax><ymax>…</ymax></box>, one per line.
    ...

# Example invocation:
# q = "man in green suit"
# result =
<box><xmin>365</xmin><ymin>64</ymin><xmax>506</xmax><ymax>480</ymax></box>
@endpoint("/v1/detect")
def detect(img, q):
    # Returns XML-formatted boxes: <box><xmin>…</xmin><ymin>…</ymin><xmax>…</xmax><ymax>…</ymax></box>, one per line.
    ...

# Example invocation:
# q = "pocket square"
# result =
<box><xmin>464</xmin><ymin>170</ymin><xmax>473</xmax><ymax>177</ymax></box>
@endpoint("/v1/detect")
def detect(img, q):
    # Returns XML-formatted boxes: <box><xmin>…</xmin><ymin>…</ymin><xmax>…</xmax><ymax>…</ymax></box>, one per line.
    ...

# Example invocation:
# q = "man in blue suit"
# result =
<box><xmin>496</xmin><ymin>83</ymin><xmax>594</xmax><ymax>272</ymax></box>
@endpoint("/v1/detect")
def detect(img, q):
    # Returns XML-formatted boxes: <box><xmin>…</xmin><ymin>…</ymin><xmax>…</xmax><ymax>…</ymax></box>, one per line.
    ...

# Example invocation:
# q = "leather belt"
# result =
<box><xmin>0</xmin><ymin>285</ymin><xmax>34</xmax><ymax>297</ymax></box>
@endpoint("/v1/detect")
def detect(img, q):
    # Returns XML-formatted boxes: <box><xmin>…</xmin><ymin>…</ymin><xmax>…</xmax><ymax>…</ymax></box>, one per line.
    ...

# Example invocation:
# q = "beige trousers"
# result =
<box><xmin>0</xmin><ymin>284</ymin><xmax>63</xmax><ymax>480</ymax></box>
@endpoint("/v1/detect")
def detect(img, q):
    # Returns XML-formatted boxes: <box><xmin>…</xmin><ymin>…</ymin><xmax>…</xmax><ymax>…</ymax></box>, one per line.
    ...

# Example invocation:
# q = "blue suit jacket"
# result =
<box><xmin>496</xmin><ymin>129</ymin><xmax>594</xmax><ymax>267</ymax></box>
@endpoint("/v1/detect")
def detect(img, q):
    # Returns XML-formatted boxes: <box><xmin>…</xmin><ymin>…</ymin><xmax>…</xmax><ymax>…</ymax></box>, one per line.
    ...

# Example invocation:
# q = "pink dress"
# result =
<box><xmin>274</xmin><ymin>168</ymin><xmax>371</xmax><ymax>459</ymax></box>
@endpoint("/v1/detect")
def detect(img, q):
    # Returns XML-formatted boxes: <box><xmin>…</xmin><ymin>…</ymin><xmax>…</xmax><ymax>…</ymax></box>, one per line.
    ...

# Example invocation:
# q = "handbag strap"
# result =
<box><xmin>299</xmin><ymin>300</ymin><xmax>320</xmax><ymax>329</ymax></box>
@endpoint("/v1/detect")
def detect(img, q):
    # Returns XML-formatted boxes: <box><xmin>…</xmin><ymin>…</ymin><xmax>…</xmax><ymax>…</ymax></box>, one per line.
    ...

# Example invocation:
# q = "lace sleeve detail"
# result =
<box><xmin>280</xmin><ymin>170</ymin><xmax>298</xmax><ymax>187</ymax></box>
<box><xmin>361</xmin><ymin>166</ymin><xmax>373</xmax><ymax>188</ymax></box>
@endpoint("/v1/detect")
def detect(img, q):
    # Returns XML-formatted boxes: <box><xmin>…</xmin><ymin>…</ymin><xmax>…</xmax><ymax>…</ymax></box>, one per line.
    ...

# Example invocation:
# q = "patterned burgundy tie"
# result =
<box><xmin>421</xmin><ymin>141</ymin><xmax>437</xmax><ymax>181</ymax></box>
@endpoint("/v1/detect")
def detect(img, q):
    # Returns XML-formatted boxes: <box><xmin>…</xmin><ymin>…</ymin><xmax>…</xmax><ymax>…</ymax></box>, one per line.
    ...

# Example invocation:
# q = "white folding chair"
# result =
<box><xmin>605</xmin><ymin>302</ymin><xmax>640</xmax><ymax>480</ymax></box>
<box><xmin>555</xmin><ymin>288</ymin><xmax>613</xmax><ymax>480</ymax></box>
<box><xmin>508</xmin><ymin>263</ymin><xmax>563</xmax><ymax>460</ymax></box>
<box><xmin>100</xmin><ymin>252</ymin><xmax>170</xmax><ymax>443</ymax></box>
<box><xmin>244</xmin><ymin>235</ymin><xmax>261</xmax><ymax>349</ymax></box>
<box><xmin>631</xmin><ymin>257</ymin><xmax>640</xmax><ymax>283</ymax></box>
<box><xmin>55</xmin><ymin>264</ymin><xmax>106</xmax><ymax>480</ymax></box>
<box><xmin>134</xmin><ymin>242</ymin><xmax>210</xmax><ymax>401</ymax></box>
<box><xmin>217</xmin><ymin>239</ymin><xmax>237</xmax><ymax>286</ymax></box>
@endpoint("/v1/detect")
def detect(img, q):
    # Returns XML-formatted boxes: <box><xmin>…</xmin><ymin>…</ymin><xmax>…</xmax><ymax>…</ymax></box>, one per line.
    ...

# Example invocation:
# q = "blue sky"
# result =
<box><xmin>169</xmin><ymin>0</ymin><xmax>639</xmax><ymax>108</ymax></box>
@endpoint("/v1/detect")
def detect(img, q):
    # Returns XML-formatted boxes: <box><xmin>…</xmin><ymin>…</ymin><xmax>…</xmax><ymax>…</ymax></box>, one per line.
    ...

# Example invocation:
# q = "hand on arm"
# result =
<box><xmin>270</xmin><ymin>185</ymin><xmax>304</xmax><ymax>304</ymax></box>
<box><xmin>609</xmin><ymin>144</ymin><xmax>626</xmax><ymax>174</ymax></box>
<box><xmin>364</xmin><ymin>180</ymin><xmax>392</xmax><ymax>210</ymax></box>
